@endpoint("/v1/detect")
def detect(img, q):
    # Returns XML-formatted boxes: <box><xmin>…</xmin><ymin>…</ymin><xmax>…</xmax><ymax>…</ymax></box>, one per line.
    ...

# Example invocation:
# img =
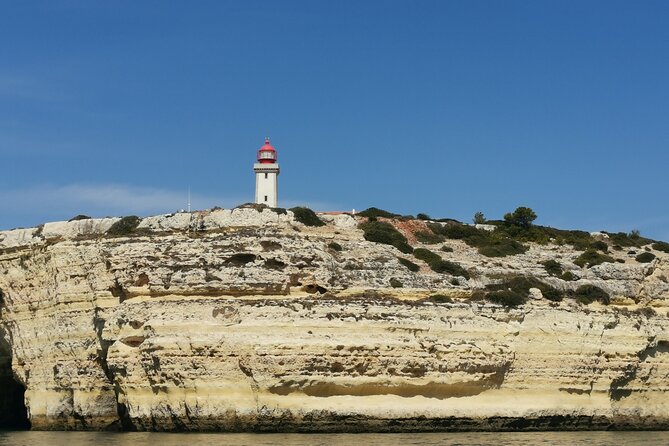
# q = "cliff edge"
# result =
<box><xmin>0</xmin><ymin>207</ymin><xmax>668</xmax><ymax>431</ymax></box>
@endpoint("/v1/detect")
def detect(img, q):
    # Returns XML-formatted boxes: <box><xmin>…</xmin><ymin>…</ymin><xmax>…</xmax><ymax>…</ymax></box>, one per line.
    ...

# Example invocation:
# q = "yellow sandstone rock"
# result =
<box><xmin>0</xmin><ymin>209</ymin><xmax>668</xmax><ymax>431</ymax></box>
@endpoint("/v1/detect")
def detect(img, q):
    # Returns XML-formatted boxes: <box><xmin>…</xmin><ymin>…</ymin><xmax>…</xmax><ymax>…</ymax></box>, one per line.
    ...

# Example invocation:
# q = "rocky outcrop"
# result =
<box><xmin>0</xmin><ymin>208</ymin><xmax>668</xmax><ymax>431</ymax></box>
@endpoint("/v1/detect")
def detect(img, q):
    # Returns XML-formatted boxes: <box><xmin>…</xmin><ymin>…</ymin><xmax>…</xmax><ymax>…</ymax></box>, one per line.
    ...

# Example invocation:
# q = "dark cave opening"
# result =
<box><xmin>0</xmin><ymin>336</ymin><xmax>30</xmax><ymax>430</ymax></box>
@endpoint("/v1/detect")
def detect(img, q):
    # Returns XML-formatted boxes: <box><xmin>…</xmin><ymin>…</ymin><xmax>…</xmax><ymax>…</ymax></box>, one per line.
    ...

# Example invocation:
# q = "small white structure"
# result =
<box><xmin>254</xmin><ymin>137</ymin><xmax>280</xmax><ymax>207</ymax></box>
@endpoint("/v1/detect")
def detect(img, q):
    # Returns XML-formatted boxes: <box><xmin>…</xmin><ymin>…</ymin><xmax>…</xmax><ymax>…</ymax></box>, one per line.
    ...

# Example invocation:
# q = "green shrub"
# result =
<box><xmin>271</xmin><ymin>207</ymin><xmax>288</xmax><ymax>215</ymax></box>
<box><xmin>636</xmin><ymin>252</ymin><xmax>656</xmax><ymax>263</ymax></box>
<box><xmin>290</xmin><ymin>207</ymin><xmax>325</xmax><ymax>227</ymax></box>
<box><xmin>441</xmin><ymin>245</ymin><xmax>454</xmax><ymax>252</ymax></box>
<box><xmin>413</xmin><ymin>248</ymin><xmax>469</xmax><ymax>278</ymax></box>
<box><xmin>477</xmin><ymin>239</ymin><xmax>527</xmax><ymax>257</ymax></box>
<box><xmin>483</xmin><ymin>275</ymin><xmax>563</xmax><ymax>304</ymax></box>
<box><xmin>68</xmin><ymin>214</ymin><xmax>91</xmax><ymax>222</ymax></box>
<box><xmin>589</xmin><ymin>240</ymin><xmax>609</xmax><ymax>252</ymax></box>
<box><xmin>359</xmin><ymin>220</ymin><xmax>411</xmax><ymax>253</ymax></box>
<box><xmin>433</xmin><ymin>223</ymin><xmax>484</xmax><ymax>241</ymax></box>
<box><xmin>413</xmin><ymin>248</ymin><xmax>441</xmax><ymax>264</ymax></box>
<box><xmin>357</xmin><ymin>207</ymin><xmax>400</xmax><ymax>218</ymax></box>
<box><xmin>561</xmin><ymin>271</ymin><xmax>577</xmax><ymax>281</ymax></box>
<box><xmin>606</xmin><ymin>231</ymin><xmax>651</xmax><ymax>248</ymax></box>
<box><xmin>393</xmin><ymin>241</ymin><xmax>414</xmax><ymax>254</ymax></box>
<box><xmin>390</xmin><ymin>278</ymin><xmax>403</xmax><ymax>288</ymax></box>
<box><xmin>574</xmin><ymin>250</ymin><xmax>615</xmax><ymax>268</ymax></box>
<box><xmin>427</xmin><ymin>294</ymin><xmax>453</xmax><ymax>304</ymax></box>
<box><xmin>652</xmin><ymin>242</ymin><xmax>669</xmax><ymax>253</ymax></box>
<box><xmin>495</xmin><ymin>224</ymin><xmax>592</xmax><ymax>249</ymax></box>
<box><xmin>398</xmin><ymin>257</ymin><xmax>420</xmax><ymax>272</ymax></box>
<box><xmin>571</xmin><ymin>285</ymin><xmax>610</xmax><ymax>305</ymax></box>
<box><xmin>328</xmin><ymin>242</ymin><xmax>343</xmax><ymax>252</ymax></box>
<box><xmin>551</xmin><ymin>229</ymin><xmax>593</xmax><ymax>250</ymax></box>
<box><xmin>417</xmin><ymin>213</ymin><xmax>431</xmax><ymax>220</ymax></box>
<box><xmin>225</xmin><ymin>253</ymin><xmax>257</xmax><ymax>266</ymax></box>
<box><xmin>432</xmin><ymin>223</ymin><xmax>527</xmax><ymax>257</ymax></box>
<box><xmin>542</xmin><ymin>260</ymin><xmax>563</xmax><ymax>277</ymax></box>
<box><xmin>415</xmin><ymin>231</ymin><xmax>444</xmax><ymax>244</ymax></box>
<box><xmin>435</xmin><ymin>218</ymin><xmax>462</xmax><ymax>224</ymax></box>
<box><xmin>360</xmin><ymin>220</ymin><xmax>405</xmax><ymax>245</ymax></box>
<box><xmin>487</xmin><ymin>289</ymin><xmax>527</xmax><ymax>307</ymax></box>
<box><xmin>430</xmin><ymin>260</ymin><xmax>470</xmax><ymax>279</ymax></box>
<box><xmin>541</xmin><ymin>287</ymin><xmax>563</xmax><ymax>302</ymax></box>
<box><xmin>107</xmin><ymin>216</ymin><xmax>141</xmax><ymax>236</ymax></box>
<box><xmin>503</xmin><ymin>206</ymin><xmax>537</xmax><ymax>229</ymax></box>
<box><xmin>473</xmin><ymin>211</ymin><xmax>486</xmax><ymax>224</ymax></box>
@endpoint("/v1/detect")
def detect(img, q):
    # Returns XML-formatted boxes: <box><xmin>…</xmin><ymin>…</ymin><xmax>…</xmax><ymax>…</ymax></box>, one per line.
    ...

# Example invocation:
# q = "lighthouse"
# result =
<box><xmin>254</xmin><ymin>137</ymin><xmax>280</xmax><ymax>207</ymax></box>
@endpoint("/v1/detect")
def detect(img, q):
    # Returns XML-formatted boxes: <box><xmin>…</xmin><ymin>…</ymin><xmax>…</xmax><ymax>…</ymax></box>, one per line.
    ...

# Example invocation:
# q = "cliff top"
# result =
<box><xmin>1</xmin><ymin>205</ymin><xmax>668</xmax><ymax>312</ymax></box>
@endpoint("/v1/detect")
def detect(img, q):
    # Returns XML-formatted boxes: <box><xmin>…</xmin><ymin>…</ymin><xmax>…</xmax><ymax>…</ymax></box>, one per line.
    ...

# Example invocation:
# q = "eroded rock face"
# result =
<box><xmin>0</xmin><ymin>208</ymin><xmax>668</xmax><ymax>431</ymax></box>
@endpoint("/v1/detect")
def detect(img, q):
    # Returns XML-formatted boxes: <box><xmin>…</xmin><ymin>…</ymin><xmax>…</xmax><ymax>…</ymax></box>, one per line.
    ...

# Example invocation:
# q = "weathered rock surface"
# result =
<box><xmin>0</xmin><ymin>208</ymin><xmax>668</xmax><ymax>431</ymax></box>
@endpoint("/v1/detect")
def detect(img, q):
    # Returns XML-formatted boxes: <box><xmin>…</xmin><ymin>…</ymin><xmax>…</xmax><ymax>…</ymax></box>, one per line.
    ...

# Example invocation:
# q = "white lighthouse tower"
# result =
<box><xmin>254</xmin><ymin>137</ymin><xmax>280</xmax><ymax>207</ymax></box>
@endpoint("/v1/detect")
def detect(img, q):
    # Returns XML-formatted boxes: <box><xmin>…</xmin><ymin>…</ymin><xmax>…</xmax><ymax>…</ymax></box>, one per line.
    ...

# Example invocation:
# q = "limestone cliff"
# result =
<box><xmin>0</xmin><ymin>208</ymin><xmax>668</xmax><ymax>431</ymax></box>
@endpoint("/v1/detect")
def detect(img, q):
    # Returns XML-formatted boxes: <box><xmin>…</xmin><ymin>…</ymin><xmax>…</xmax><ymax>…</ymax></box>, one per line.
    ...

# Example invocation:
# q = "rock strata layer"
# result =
<box><xmin>0</xmin><ymin>208</ymin><xmax>668</xmax><ymax>431</ymax></box>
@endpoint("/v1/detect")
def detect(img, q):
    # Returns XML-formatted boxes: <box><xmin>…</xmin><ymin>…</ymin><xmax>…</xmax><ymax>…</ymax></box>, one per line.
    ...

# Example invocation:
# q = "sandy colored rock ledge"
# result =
<box><xmin>0</xmin><ymin>208</ymin><xmax>668</xmax><ymax>431</ymax></box>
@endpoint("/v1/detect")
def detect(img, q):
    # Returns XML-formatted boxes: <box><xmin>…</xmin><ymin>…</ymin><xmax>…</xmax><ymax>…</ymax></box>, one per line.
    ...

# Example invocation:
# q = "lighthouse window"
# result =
<box><xmin>264</xmin><ymin>195</ymin><xmax>268</xmax><ymax>202</ymax></box>
<box><xmin>264</xmin><ymin>173</ymin><xmax>268</xmax><ymax>179</ymax></box>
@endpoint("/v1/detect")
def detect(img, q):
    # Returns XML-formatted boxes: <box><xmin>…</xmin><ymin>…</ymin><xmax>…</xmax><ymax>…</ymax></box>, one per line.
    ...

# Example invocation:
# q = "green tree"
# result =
<box><xmin>473</xmin><ymin>212</ymin><xmax>486</xmax><ymax>224</ymax></box>
<box><xmin>503</xmin><ymin>206</ymin><xmax>537</xmax><ymax>229</ymax></box>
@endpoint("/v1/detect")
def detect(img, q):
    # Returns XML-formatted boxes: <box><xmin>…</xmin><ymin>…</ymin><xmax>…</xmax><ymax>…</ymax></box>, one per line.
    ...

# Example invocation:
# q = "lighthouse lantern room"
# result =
<box><xmin>254</xmin><ymin>137</ymin><xmax>280</xmax><ymax>207</ymax></box>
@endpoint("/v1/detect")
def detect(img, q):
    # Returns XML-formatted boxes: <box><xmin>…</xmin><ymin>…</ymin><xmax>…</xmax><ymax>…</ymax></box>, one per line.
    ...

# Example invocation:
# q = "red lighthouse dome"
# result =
<box><xmin>257</xmin><ymin>137</ymin><xmax>277</xmax><ymax>164</ymax></box>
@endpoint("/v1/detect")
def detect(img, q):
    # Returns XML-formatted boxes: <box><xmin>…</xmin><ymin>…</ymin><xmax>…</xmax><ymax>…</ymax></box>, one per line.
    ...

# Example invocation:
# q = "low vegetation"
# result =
<box><xmin>542</xmin><ymin>260</ymin><xmax>563</xmax><ymax>277</ymax></box>
<box><xmin>397</xmin><ymin>257</ymin><xmax>420</xmax><ymax>272</ymax></box>
<box><xmin>359</xmin><ymin>220</ymin><xmax>413</xmax><ymax>254</ymax></box>
<box><xmin>389</xmin><ymin>277</ymin><xmax>403</xmax><ymax>288</ymax></box>
<box><xmin>477</xmin><ymin>239</ymin><xmax>527</xmax><ymax>257</ymax></box>
<box><xmin>107</xmin><ymin>216</ymin><xmax>141</xmax><ymax>236</ymax></box>
<box><xmin>589</xmin><ymin>240</ymin><xmax>609</xmax><ymax>252</ymax></box>
<box><xmin>652</xmin><ymin>242</ymin><xmax>669</xmax><ymax>253</ymax></box>
<box><xmin>540</xmin><ymin>261</ymin><xmax>578</xmax><ymax>282</ymax></box>
<box><xmin>488</xmin><ymin>276</ymin><xmax>564</xmax><ymax>306</ymax></box>
<box><xmin>68</xmin><ymin>214</ymin><xmax>91</xmax><ymax>222</ymax></box>
<box><xmin>415</xmin><ymin>231</ymin><xmax>444</xmax><ymax>244</ymax></box>
<box><xmin>431</xmin><ymin>259</ymin><xmax>470</xmax><ymax>278</ymax></box>
<box><xmin>636</xmin><ymin>252</ymin><xmax>656</xmax><ymax>263</ymax></box>
<box><xmin>485</xmin><ymin>289</ymin><xmax>527</xmax><ymax>307</ymax></box>
<box><xmin>605</xmin><ymin>231</ymin><xmax>651</xmax><ymax>248</ymax></box>
<box><xmin>225</xmin><ymin>253</ymin><xmax>257</xmax><ymax>266</ymax></box>
<box><xmin>328</xmin><ymin>242</ymin><xmax>343</xmax><ymax>252</ymax></box>
<box><xmin>290</xmin><ymin>207</ymin><xmax>325</xmax><ymax>227</ymax></box>
<box><xmin>426</xmin><ymin>294</ymin><xmax>453</xmax><ymax>304</ymax></box>
<box><xmin>357</xmin><ymin>207</ymin><xmax>401</xmax><ymax>219</ymax></box>
<box><xmin>574</xmin><ymin>250</ymin><xmax>615</xmax><ymax>268</ymax></box>
<box><xmin>561</xmin><ymin>271</ymin><xmax>577</xmax><ymax>281</ymax></box>
<box><xmin>570</xmin><ymin>285</ymin><xmax>610</xmax><ymax>305</ymax></box>
<box><xmin>413</xmin><ymin>248</ymin><xmax>470</xmax><ymax>278</ymax></box>
<box><xmin>413</xmin><ymin>248</ymin><xmax>441</xmax><ymax>264</ymax></box>
<box><xmin>429</xmin><ymin>222</ymin><xmax>529</xmax><ymax>258</ymax></box>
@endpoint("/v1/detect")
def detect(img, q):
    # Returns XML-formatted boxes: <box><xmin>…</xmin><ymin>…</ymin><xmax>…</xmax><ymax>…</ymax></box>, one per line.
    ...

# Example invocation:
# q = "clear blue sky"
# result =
<box><xmin>2</xmin><ymin>1</ymin><xmax>668</xmax><ymax>240</ymax></box>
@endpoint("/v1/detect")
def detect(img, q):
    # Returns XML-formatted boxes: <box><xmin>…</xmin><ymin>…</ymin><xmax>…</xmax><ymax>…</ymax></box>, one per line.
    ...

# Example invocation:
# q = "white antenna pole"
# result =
<box><xmin>188</xmin><ymin>185</ymin><xmax>191</xmax><ymax>213</ymax></box>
